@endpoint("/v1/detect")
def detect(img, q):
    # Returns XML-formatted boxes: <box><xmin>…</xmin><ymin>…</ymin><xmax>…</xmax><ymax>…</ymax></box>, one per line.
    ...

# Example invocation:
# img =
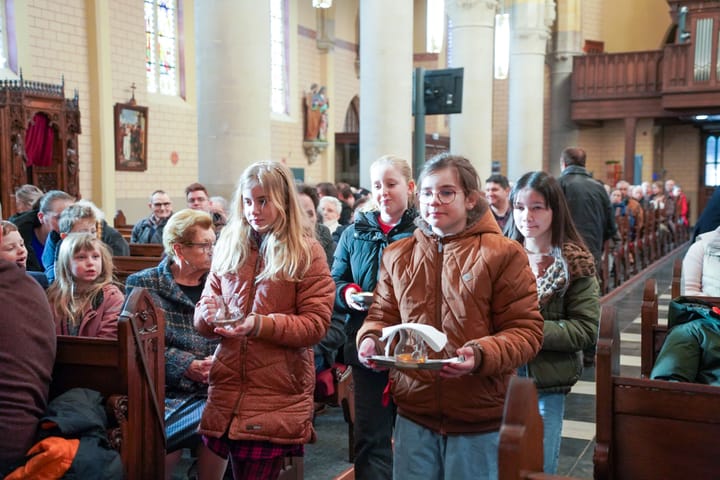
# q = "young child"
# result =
<box><xmin>504</xmin><ymin>171</ymin><xmax>599</xmax><ymax>474</ymax></box>
<box><xmin>42</xmin><ymin>203</ymin><xmax>97</xmax><ymax>283</ymax></box>
<box><xmin>0</xmin><ymin>220</ymin><xmax>48</xmax><ymax>287</ymax></box>
<box><xmin>194</xmin><ymin>161</ymin><xmax>334</xmax><ymax>479</ymax></box>
<box><xmin>47</xmin><ymin>232</ymin><xmax>124</xmax><ymax>339</ymax></box>
<box><xmin>357</xmin><ymin>154</ymin><xmax>544</xmax><ymax>480</ymax></box>
<box><xmin>331</xmin><ymin>154</ymin><xmax>418</xmax><ymax>479</ymax></box>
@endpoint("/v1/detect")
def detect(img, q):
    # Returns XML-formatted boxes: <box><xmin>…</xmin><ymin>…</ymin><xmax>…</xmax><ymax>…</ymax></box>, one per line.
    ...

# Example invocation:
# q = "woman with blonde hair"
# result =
<box><xmin>194</xmin><ymin>161</ymin><xmax>334</xmax><ymax>479</ymax></box>
<box><xmin>126</xmin><ymin>208</ymin><xmax>228</xmax><ymax>479</ymax></box>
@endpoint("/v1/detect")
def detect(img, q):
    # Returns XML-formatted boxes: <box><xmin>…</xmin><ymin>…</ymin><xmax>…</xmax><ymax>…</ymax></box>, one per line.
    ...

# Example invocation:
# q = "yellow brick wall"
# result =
<box><xmin>110</xmin><ymin>1</ymin><xmax>198</xmax><ymax>221</ymax></box>
<box><xmin>663</xmin><ymin>124</ymin><xmax>701</xmax><ymax>224</ymax></box>
<box><xmin>24</xmin><ymin>0</ymin><xmax>93</xmax><ymax>199</ymax></box>
<box><xmin>15</xmin><ymin>0</ymin><xmax>199</xmax><ymax>223</ymax></box>
<box><xmin>492</xmin><ymin>78</ymin><xmax>509</xmax><ymax>175</ymax></box>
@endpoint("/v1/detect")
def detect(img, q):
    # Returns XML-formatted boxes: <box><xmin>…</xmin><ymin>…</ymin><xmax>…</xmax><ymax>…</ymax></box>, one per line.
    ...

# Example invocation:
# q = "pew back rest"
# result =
<box><xmin>50</xmin><ymin>287</ymin><xmax>165</xmax><ymax>480</ymax></box>
<box><xmin>113</xmin><ymin>255</ymin><xmax>162</xmax><ymax>284</ymax></box>
<box><xmin>498</xmin><ymin>376</ymin><xmax>581</xmax><ymax>480</ymax></box>
<box><xmin>129</xmin><ymin>243</ymin><xmax>164</xmax><ymax>257</ymax></box>
<box><xmin>596</xmin><ymin>305</ymin><xmax>720</xmax><ymax>480</ymax></box>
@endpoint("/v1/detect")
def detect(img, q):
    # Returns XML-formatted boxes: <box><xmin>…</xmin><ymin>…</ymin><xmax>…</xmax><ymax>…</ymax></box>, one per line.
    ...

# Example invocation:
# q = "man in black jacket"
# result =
<box><xmin>559</xmin><ymin>147</ymin><xmax>617</xmax><ymax>267</ymax></box>
<box><xmin>559</xmin><ymin>147</ymin><xmax>617</xmax><ymax>367</ymax></box>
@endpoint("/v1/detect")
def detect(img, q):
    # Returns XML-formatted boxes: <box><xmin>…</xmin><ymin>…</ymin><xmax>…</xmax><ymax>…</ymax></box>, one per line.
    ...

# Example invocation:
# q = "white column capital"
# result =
<box><xmin>446</xmin><ymin>0</ymin><xmax>498</xmax><ymax>27</ymax></box>
<box><xmin>510</xmin><ymin>0</ymin><xmax>556</xmax><ymax>54</ymax></box>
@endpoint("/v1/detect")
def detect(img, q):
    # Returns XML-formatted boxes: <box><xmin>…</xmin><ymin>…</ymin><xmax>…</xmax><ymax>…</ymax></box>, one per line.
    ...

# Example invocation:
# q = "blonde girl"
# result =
<box><xmin>47</xmin><ymin>232</ymin><xmax>124</xmax><ymax>339</ymax></box>
<box><xmin>194</xmin><ymin>161</ymin><xmax>334</xmax><ymax>480</ymax></box>
<box><xmin>331</xmin><ymin>154</ymin><xmax>417</xmax><ymax>479</ymax></box>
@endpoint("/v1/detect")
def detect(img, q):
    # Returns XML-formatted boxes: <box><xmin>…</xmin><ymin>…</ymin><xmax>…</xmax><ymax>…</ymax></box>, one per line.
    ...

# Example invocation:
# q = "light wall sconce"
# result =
<box><xmin>313</xmin><ymin>0</ymin><xmax>332</xmax><ymax>8</ymax></box>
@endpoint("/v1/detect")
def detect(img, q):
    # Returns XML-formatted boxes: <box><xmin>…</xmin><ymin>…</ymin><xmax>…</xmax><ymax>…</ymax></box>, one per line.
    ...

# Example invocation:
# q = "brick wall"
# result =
<box><xmin>25</xmin><ymin>0</ymin><xmax>93</xmax><ymax>197</ymax></box>
<box><xmin>663</xmin><ymin>124</ymin><xmax>701</xmax><ymax>224</ymax></box>
<box><xmin>110</xmin><ymin>0</ymin><xmax>198</xmax><ymax>221</ymax></box>
<box><xmin>18</xmin><ymin>0</ymin><xmax>199</xmax><ymax>223</ymax></box>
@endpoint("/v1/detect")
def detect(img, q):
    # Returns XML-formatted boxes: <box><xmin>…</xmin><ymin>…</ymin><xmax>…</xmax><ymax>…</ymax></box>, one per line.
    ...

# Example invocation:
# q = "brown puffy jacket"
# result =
<box><xmin>194</xmin><ymin>240</ymin><xmax>335</xmax><ymax>444</ymax></box>
<box><xmin>358</xmin><ymin>209</ymin><xmax>543</xmax><ymax>435</ymax></box>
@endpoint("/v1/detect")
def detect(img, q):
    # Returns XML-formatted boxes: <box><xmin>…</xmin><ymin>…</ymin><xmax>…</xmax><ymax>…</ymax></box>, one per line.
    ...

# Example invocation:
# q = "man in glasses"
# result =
<box><xmin>131</xmin><ymin>190</ymin><xmax>173</xmax><ymax>244</ymax></box>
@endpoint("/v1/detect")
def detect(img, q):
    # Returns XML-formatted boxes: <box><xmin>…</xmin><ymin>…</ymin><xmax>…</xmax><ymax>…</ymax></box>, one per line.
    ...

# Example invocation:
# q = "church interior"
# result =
<box><xmin>1</xmin><ymin>1</ymin><xmax>720</xmax><ymax>479</ymax></box>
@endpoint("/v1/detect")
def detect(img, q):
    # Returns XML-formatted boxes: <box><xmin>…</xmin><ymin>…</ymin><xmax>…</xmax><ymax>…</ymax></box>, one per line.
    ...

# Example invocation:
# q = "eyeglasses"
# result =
<box><xmin>418</xmin><ymin>189</ymin><xmax>458</xmax><ymax>205</ymax></box>
<box><xmin>183</xmin><ymin>242</ymin><xmax>214</xmax><ymax>253</ymax></box>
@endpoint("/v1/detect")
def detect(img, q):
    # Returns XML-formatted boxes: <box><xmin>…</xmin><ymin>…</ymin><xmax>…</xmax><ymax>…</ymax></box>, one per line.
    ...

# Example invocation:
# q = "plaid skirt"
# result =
<box><xmin>165</xmin><ymin>394</ymin><xmax>206</xmax><ymax>452</ymax></box>
<box><xmin>203</xmin><ymin>434</ymin><xmax>304</xmax><ymax>460</ymax></box>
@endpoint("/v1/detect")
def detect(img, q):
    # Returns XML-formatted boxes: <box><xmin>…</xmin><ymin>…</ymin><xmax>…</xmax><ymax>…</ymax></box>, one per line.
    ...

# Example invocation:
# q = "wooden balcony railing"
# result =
<box><xmin>572</xmin><ymin>51</ymin><xmax>663</xmax><ymax>101</ymax></box>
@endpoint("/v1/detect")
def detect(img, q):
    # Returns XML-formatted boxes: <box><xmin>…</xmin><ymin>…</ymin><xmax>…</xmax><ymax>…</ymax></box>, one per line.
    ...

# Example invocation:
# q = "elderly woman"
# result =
<box><xmin>318</xmin><ymin>195</ymin><xmax>343</xmax><ymax>239</ymax></box>
<box><xmin>125</xmin><ymin>209</ymin><xmax>227</xmax><ymax>479</ymax></box>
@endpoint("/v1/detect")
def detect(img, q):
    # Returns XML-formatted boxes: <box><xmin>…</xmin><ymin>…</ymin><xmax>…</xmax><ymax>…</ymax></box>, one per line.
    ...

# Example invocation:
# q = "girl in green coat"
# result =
<box><xmin>505</xmin><ymin>171</ymin><xmax>600</xmax><ymax>474</ymax></box>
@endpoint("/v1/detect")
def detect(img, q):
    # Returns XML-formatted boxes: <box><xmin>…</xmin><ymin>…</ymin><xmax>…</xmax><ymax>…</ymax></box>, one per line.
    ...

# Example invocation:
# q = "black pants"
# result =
<box><xmin>346</xmin><ymin>342</ymin><xmax>395</xmax><ymax>480</ymax></box>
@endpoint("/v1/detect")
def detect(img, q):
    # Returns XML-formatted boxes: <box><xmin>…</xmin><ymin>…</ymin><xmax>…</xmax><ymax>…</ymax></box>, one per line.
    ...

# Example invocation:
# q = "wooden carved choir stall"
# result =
<box><xmin>0</xmin><ymin>75</ymin><xmax>81</xmax><ymax>219</ymax></box>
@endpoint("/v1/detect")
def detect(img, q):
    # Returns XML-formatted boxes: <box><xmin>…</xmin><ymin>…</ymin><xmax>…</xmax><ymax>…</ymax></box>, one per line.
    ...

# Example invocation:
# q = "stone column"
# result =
<box><xmin>549</xmin><ymin>0</ymin><xmax>582</xmax><ymax>176</ymax></box>
<box><xmin>359</xmin><ymin>0</ymin><xmax>413</xmax><ymax>188</ymax></box>
<box><xmin>85</xmin><ymin>0</ymin><xmax>116</xmax><ymax>214</ymax></box>
<box><xmin>446</xmin><ymin>0</ymin><xmax>498</xmax><ymax>177</ymax></box>
<box><xmin>507</xmin><ymin>0</ymin><xmax>556</xmax><ymax>181</ymax></box>
<box><xmin>196</xmin><ymin>1</ymin><xmax>272</xmax><ymax>200</ymax></box>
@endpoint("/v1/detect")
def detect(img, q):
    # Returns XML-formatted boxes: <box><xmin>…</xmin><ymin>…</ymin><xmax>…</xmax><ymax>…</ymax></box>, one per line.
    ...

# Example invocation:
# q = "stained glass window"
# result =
<box><xmin>145</xmin><ymin>0</ymin><xmax>179</xmax><ymax>96</ymax></box>
<box><xmin>270</xmin><ymin>0</ymin><xmax>289</xmax><ymax>115</ymax></box>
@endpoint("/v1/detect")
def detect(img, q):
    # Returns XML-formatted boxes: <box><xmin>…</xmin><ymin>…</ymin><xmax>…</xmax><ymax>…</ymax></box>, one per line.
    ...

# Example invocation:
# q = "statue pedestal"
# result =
<box><xmin>303</xmin><ymin>140</ymin><xmax>328</xmax><ymax>164</ymax></box>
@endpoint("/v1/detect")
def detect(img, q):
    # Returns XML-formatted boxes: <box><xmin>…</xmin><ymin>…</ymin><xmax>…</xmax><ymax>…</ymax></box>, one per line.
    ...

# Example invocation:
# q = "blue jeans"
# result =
<box><xmin>517</xmin><ymin>366</ymin><xmax>566</xmax><ymax>474</ymax></box>
<box><xmin>393</xmin><ymin>415</ymin><xmax>499</xmax><ymax>480</ymax></box>
<box><xmin>537</xmin><ymin>392</ymin><xmax>565</xmax><ymax>474</ymax></box>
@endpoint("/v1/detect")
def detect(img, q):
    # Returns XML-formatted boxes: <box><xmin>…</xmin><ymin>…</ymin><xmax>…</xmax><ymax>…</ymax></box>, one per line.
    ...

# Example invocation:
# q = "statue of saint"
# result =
<box><xmin>305</xmin><ymin>84</ymin><xmax>329</xmax><ymax>142</ymax></box>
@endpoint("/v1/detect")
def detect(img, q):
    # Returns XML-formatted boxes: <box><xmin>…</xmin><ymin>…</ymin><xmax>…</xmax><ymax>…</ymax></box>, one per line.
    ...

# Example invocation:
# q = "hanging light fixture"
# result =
<box><xmin>313</xmin><ymin>0</ymin><xmax>332</xmax><ymax>8</ymax></box>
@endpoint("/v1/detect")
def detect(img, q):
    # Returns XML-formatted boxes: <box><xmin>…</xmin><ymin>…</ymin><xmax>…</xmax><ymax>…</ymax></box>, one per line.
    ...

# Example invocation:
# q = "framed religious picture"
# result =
<box><xmin>114</xmin><ymin>103</ymin><xmax>148</xmax><ymax>171</ymax></box>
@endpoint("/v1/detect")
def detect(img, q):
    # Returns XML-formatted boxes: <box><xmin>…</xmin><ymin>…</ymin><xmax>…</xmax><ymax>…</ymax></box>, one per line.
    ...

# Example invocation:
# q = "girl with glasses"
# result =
<box><xmin>357</xmin><ymin>153</ymin><xmax>543</xmax><ymax>480</ymax></box>
<box><xmin>504</xmin><ymin>171</ymin><xmax>599</xmax><ymax>474</ymax></box>
<box><xmin>194</xmin><ymin>161</ymin><xmax>335</xmax><ymax>479</ymax></box>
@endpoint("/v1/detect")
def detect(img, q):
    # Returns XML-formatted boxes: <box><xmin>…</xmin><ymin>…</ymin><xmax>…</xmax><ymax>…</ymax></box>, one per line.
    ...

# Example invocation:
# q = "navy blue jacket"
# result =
<box><xmin>331</xmin><ymin>208</ymin><xmax>417</xmax><ymax>363</ymax></box>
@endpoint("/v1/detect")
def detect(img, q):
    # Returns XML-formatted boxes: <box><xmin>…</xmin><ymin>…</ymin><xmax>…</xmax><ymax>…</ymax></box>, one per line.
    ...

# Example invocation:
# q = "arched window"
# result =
<box><xmin>145</xmin><ymin>0</ymin><xmax>184</xmax><ymax>98</ymax></box>
<box><xmin>270</xmin><ymin>0</ymin><xmax>289</xmax><ymax>115</ymax></box>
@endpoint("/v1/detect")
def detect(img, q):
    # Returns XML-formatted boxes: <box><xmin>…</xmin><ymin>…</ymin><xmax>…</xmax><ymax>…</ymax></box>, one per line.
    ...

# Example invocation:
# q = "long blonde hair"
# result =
<box><xmin>212</xmin><ymin>161</ymin><xmax>314</xmax><ymax>281</ymax></box>
<box><xmin>47</xmin><ymin>233</ymin><xmax>116</xmax><ymax>326</ymax></box>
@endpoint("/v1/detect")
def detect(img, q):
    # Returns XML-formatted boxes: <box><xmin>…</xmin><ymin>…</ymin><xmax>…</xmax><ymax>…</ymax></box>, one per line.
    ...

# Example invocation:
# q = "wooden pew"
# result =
<box><xmin>113</xmin><ymin>255</ymin><xmax>161</xmax><ymax>284</ymax></box>
<box><xmin>129</xmin><ymin>242</ymin><xmax>164</xmax><ymax>257</ymax></box>
<box><xmin>336</xmin><ymin>366</ymin><xmax>356</xmax><ymax>463</ymax></box>
<box><xmin>671</xmin><ymin>257</ymin><xmax>681</xmax><ymax>299</ymax></box>
<box><xmin>114</xmin><ymin>210</ymin><xmax>133</xmax><ymax>241</ymax></box>
<box><xmin>640</xmin><ymin>277</ymin><xmax>720</xmax><ymax>377</ymax></box>
<box><xmin>498</xmin><ymin>376</ymin><xmax>579</xmax><ymax>480</ymax></box>
<box><xmin>50</xmin><ymin>288</ymin><xmax>166</xmax><ymax>480</ymax></box>
<box><xmin>595</xmin><ymin>304</ymin><xmax>720</xmax><ymax>480</ymax></box>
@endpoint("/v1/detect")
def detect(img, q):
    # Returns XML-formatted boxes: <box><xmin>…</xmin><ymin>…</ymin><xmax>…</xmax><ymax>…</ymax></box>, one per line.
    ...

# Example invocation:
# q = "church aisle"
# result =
<box><xmin>304</xmin><ymin>249</ymin><xmax>685</xmax><ymax>480</ymax></box>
